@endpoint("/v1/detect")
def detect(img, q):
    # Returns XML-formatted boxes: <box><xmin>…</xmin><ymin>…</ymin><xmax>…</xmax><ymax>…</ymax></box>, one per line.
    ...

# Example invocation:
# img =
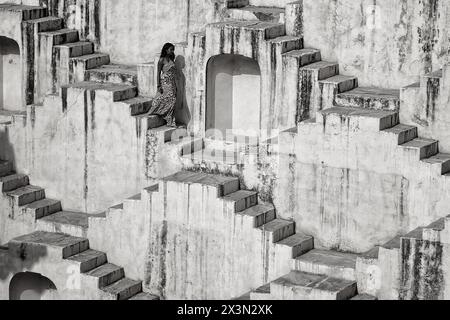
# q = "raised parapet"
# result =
<box><xmin>285</xmin><ymin>1</ymin><xmax>302</xmax><ymax>37</ymax></box>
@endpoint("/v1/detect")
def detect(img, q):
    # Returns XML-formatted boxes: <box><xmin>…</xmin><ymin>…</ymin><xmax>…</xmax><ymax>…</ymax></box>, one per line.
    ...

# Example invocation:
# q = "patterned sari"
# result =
<box><xmin>149</xmin><ymin>60</ymin><xmax>177</xmax><ymax>126</ymax></box>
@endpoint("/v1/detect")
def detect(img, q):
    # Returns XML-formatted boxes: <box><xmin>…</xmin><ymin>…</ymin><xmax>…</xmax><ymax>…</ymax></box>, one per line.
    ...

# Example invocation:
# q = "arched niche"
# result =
<box><xmin>9</xmin><ymin>272</ymin><xmax>58</xmax><ymax>300</ymax></box>
<box><xmin>206</xmin><ymin>54</ymin><xmax>261</xmax><ymax>137</ymax></box>
<box><xmin>0</xmin><ymin>36</ymin><xmax>21</xmax><ymax>111</ymax></box>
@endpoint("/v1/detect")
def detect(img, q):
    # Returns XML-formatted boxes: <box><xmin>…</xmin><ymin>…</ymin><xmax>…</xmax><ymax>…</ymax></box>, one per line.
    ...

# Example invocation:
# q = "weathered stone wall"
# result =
<box><xmin>10</xmin><ymin>0</ymin><xmax>229</xmax><ymax>64</ymax></box>
<box><xmin>302</xmin><ymin>0</ymin><xmax>450</xmax><ymax>88</ymax></box>
<box><xmin>274</xmin><ymin>119</ymin><xmax>450</xmax><ymax>253</ymax></box>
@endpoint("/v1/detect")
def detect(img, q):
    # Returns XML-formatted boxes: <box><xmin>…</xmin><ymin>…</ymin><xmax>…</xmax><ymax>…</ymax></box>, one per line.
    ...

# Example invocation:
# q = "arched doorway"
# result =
<box><xmin>0</xmin><ymin>36</ymin><xmax>21</xmax><ymax>111</ymax></box>
<box><xmin>206</xmin><ymin>54</ymin><xmax>261</xmax><ymax>138</ymax></box>
<box><xmin>9</xmin><ymin>272</ymin><xmax>58</xmax><ymax>300</ymax></box>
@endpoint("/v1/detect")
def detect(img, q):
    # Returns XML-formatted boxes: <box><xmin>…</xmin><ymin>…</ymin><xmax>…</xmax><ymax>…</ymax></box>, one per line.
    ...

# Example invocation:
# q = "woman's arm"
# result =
<box><xmin>157</xmin><ymin>58</ymin><xmax>164</xmax><ymax>93</ymax></box>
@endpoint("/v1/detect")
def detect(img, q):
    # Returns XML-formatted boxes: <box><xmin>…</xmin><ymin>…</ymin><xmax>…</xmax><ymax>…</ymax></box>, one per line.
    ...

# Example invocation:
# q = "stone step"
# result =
<box><xmin>54</xmin><ymin>41</ymin><xmax>94</xmax><ymax>58</ymax></box>
<box><xmin>6</xmin><ymin>185</ymin><xmax>45</xmax><ymax>207</ymax></box>
<box><xmin>70</xmin><ymin>53</ymin><xmax>111</xmax><ymax>70</ymax></box>
<box><xmin>399</xmin><ymin>138</ymin><xmax>439</xmax><ymax>160</ymax></box>
<box><xmin>277</xmin><ymin>233</ymin><xmax>314</xmax><ymax>258</ymax></box>
<box><xmin>36</xmin><ymin>211</ymin><xmax>89</xmax><ymax>238</ymax></box>
<box><xmin>0</xmin><ymin>173</ymin><xmax>29</xmax><ymax>192</ymax></box>
<box><xmin>63</xmin><ymin>82</ymin><xmax>138</xmax><ymax>102</ymax></box>
<box><xmin>0</xmin><ymin>109</ymin><xmax>26</xmax><ymax>123</ymax></box>
<box><xmin>382</xmin><ymin>124</ymin><xmax>418</xmax><ymax>145</ymax></box>
<box><xmin>335</xmin><ymin>87</ymin><xmax>401</xmax><ymax>111</ymax></box>
<box><xmin>270</xmin><ymin>271</ymin><xmax>357</xmax><ymax>300</ymax></box>
<box><xmin>0</xmin><ymin>4</ymin><xmax>48</xmax><ymax>21</ymax></box>
<box><xmin>282</xmin><ymin>48</ymin><xmax>322</xmax><ymax>67</ymax></box>
<box><xmin>0</xmin><ymin>160</ymin><xmax>12</xmax><ymax>177</ymax></box>
<box><xmin>120</xmin><ymin>96</ymin><xmax>153</xmax><ymax>116</ymax></box>
<box><xmin>423</xmin><ymin>69</ymin><xmax>443</xmax><ymax>81</ymax></box>
<box><xmin>149</xmin><ymin>125</ymin><xmax>188</xmax><ymax>143</ymax></box>
<box><xmin>166</xmin><ymin>136</ymin><xmax>205</xmax><ymax>157</ymax></box>
<box><xmin>211</xmin><ymin>20</ymin><xmax>285</xmax><ymax>40</ymax></box>
<box><xmin>66</xmin><ymin>249</ymin><xmax>108</xmax><ymax>273</ymax></box>
<box><xmin>203</xmin><ymin>135</ymin><xmax>259</xmax><ymax>153</ymax></box>
<box><xmin>250</xmin><ymin>284</ymin><xmax>271</xmax><ymax>300</ymax></box>
<box><xmin>107</xmin><ymin>203</ymin><xmax>124</xmax><ymax>217</ymax></box>
<box><xmin>422</xmin><ymin>217</ymin><xmax>447</xmax><ymax>242</ymax></box>
<box><xmin>269</xmin><ymin>35</ymin><xmax>303</xmax><ymax>55</ymax></box>
<box><xmin>381</xmin><ymin>235</ymin><xmax>402</xmax><ymax>251</ymax></box>
<box><xmin>84</xmin><ymin>263</ymin><xmax>125</xmax><ymax>288</ymax></box>
<box><xmin>259</xmin><ymin>219</ymin><xmax>295</xmax><ymax>243</ymax></box>
<box><xmin>351</xmin><ymin>294</ymin><xmax>377</xmax><ymax>300</ymax></box>
<box><xmin>227</xmin><ymin>0</ymin><xmax>249</xmax><ymax>8</ymax></box>
<box><xmin>133</xmin><ymin>113</ymin><xmax>166</xmax><ymax>129</ymax></box>
<box><xmin>401</xmin><ymin>227</ymin><xmax>424</xmax><ymax>241</ymax></box>
<box><xmin>23</xmin><ymin>198</ymin><xmax>62</xmax><ymax>219</ymax></box>
<box><xmin>129</xmin><ymin>292</ymin><xmax>160</xmax><ymax>300</ymax></box>
<box><xmin>39</xmin><ymin>28</ymin><xmax>79</xmax><ymax>45</ymax></box>
<box><xmin>293</xmin><ymin>249</ymin><xmax>359</xmax><ymax>281</ymax></box>
<box><xmin>85</xmin><ymin>64</ymin><xmax>138</xmax><ymax>86</ymax></box>
<box><xmin>227</xmin><ymin>5</ymin><xmax>285</xmax><ymax>23</ymax></box>
<box><xmin>164</xmin><ymin>171</ymin><xmax>240</xmax><ymax>197</ymax></box>
<box><xmin>102</xmin><ymin>278</ymin><xmax>142</xmax><ymax>300</ymax></box>
<box><xmin>9</xmin><ymin>231</ymin><xmax>89</xmax><ymax>259</ymax></box>
<box><xmin>28</xmin><ymin>16</ymin><xmax>64</xmax><ymax>32</ymax></box>
<box><xmin>421</xmin><ymin>153</ymin><xmax>450</xmax><ymax>175</ymax></box>
<box><xmin>237</xmin><ymin>204</ymin><xmax>276</xmax><ymax>228</ymax></box>
<box><xmin>300</xmin><ymin>61</ymin><xmax>340</xmax><ymax>81</ymax></box>
<box><xmin>319</xmin><ymin>75</ymin><xmax>359</xmax><ymax>94</ymax></box>
<box><xmin>223</xmin><ymin>190</ymin><xmax>258</xmax><ymax>212</ymax></box>
<box><xmin>317</xmin><ymin>107</ymin><xmax>400</xmax><ymax>132</ymax></box>
<box><xmin>183</xmin><ymin>148</ymin><xmax>243</xmax><ymax>166</ymax></box>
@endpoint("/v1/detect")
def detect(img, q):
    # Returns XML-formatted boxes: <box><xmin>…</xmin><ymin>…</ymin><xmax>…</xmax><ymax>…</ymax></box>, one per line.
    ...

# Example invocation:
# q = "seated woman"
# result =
<box><xmin>148</xmin><ymin>43</ymin><xmax>177</xmax><ymax>127</ymax></box>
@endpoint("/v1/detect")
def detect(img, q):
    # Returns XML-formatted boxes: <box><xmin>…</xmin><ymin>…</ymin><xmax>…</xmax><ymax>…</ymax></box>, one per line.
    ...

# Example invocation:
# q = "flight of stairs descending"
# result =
<box><xmin>0</xmin><ymin>159</ymin><xmax>88</xmax><ymax>238</ymax></box>
<box><xmin>225</xmin><ymin>0</ymin><xmax>285</xmax><ymax>24</ymax></box>
<box><xmin>248</xmin><ymin>247</ymin><xmax>377</xmax><ymax>300</ymax></box>
<box><xmin>91</xmin><ymin>171</ymin><xmax>315</xmax><ymax>299</ymax></box>
<box><xmin>6</xmin><ymin>231</ymin><xmax>159</xmax><ymax>300</ymax></box>
<box><xmin>358</xmin><ymin>214</ymin><xmax>450</xmax><ymax>300</ymax></box>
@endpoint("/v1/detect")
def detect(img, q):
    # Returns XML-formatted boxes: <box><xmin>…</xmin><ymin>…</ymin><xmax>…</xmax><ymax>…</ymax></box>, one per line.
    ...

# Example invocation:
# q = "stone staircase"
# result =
<box><xmin>89</xmin><ymin>170</ymin><xmax>316</xmax><ymax>299</ymax></box>
<box><xmin>225</xmin><ymin>0</ymin><xmax>285</xmax><ymax>24</ymax></box>
<box><xmin>0</xmin><ymin>2</ymin><xmax>164</xmax><ymax>125</ymax></box>
<box><xmin>0</xmin><ymin>159</ymin><xmax>159</xmax><ymax>300</ymax></box>
<box><xmin>247</xmin><ymin>244</ymin><xmax>377</xmax><ymax>300</ymax></box>
<box><xmin>6</xmin><ymin>231</ymin><xmax>159</xmax><ymax>300</ymax></box>
<box><xmin>357</xmin><ymin>213</ymin><xmax>450</xmax><ymax>300</ymax></box>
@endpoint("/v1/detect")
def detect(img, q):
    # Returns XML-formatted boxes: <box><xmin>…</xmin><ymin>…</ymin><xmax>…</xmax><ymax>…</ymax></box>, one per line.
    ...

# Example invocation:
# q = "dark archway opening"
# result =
<box><xmin>0</xmin><ymin>36</ymin><xmax>21</xmax><ymax>111</ymax></box>
<box><xmin>9</xmin><ymin>272</ymin><xmax>57</xmax><ymax>300</ymax></box>
<box><xmin>206</xmin><ymin>54</ymin><xmax>261</xmax><ymax>138</ymax></box>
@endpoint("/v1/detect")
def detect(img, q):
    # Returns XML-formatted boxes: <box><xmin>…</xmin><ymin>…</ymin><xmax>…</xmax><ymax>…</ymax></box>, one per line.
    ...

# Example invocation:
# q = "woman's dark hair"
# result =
<box><xmin>160</xmin><ymin>43</ymin><xmax>175</xmax><ymax>61</ymax></box>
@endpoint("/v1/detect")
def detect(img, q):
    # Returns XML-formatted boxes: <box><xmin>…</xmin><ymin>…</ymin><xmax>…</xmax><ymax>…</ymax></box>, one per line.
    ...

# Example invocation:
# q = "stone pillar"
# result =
<box><xmin>285</xmin><ymin>1</ymin><xmax>303</xmax><ymax>37</ymax></box>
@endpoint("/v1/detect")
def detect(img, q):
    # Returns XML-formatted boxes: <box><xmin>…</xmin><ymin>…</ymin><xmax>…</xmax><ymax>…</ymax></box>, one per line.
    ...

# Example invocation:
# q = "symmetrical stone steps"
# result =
<box><xmin>36</xmin><ymin>211</ymin><xmax>89</xmax><ymax>237</ymax></box>
<box><xmin>54</xmin><ymin>41</ymin><xmax>95</xmax><ymax>58</ymax></box>
<box><xmin>317</xmin><ymin>106</ymin><xmax>400</xmax><ymax>132</ymax></box>
<box><xmin>28</xmin><ymin>16</ymin><xmax>64</xmax><ymax>32</ymax></box>
<box><xmin>319</xmin><ymin>75</ymin><xmax>359</xmax><ymax>95</ymax></box>
<box><xmin>40</xmin><ymin>28</ymin><xmax>79</xmax><ymax>45</ymax></box>
<box><xmin>70</xmin><ymin>53</ymin><xmax>111</xmax><ymax>71</ymax></box>
<box><xmin>160</xmin><ymin>171</ymin><xmax>314</xmax><ymax>273</ymax></box>
<box><xmin>85</xmin><ymin>64</ymin><xmax>138</xmax><ymax>87</ymax></box>
<box><xmin>262</xmin><ymin>270</ymin><xmax>357</xmax><ymax>300</ymax></box>
<box><xmin>313</xmin><ymin>104</ymin><xmax>450</xmax><ymax>178</ymax></box>
<box><xmin>62</xmin><ymin>81</ymin><xmax>137</xmax><ymax>102</ymax></box>
<box><xmin>0</xmin><ymin>3</ymin><xmax>48</xmax><ymax>21</ymax></box>
<box><xmin>335</xmin><ymin>87</ymin><xmax>401</xmax><ymax>111</ymax></box>
<box><xmin>293</xmin><ymin>249</ymin><xmax>359</xmax><ymax>281</ymax></box>
<box><xmin>226</xmin><ymin>5</ymin><xmax>285</xmax><ymax>24</ymax></box>
<box><xmin>249</xmin><ymin>247</ymin><xmax>361</xmax><ymax>300</ymax></box>
<box><xmin>7</xmin><ymin>231</ymin><xmax>159</xmax><ymax>300</ymax></box>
